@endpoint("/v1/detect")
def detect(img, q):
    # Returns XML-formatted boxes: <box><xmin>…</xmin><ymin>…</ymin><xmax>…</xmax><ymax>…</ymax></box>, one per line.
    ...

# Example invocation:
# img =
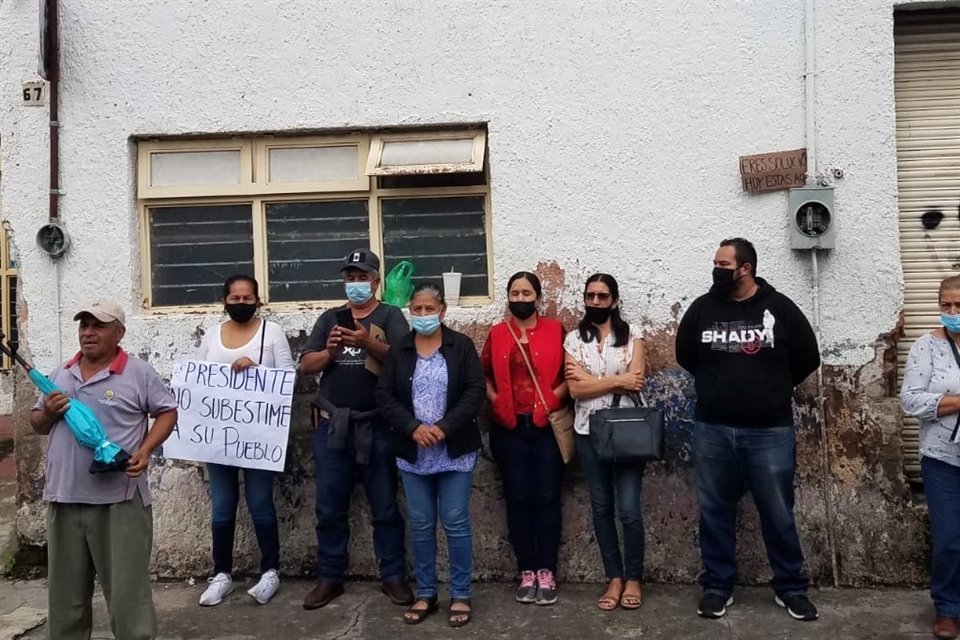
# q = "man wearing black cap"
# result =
<box><xmin>300</xmin><ymin>249</ymin><xmax>413</xmax><ymax>609</ymax></box>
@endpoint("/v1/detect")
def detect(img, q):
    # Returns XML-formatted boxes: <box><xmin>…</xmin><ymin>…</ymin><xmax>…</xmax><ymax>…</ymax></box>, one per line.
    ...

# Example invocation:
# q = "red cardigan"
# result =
<box><xmin>485</xmin><ymin>317</ymin><xmax>565</xmax><ymax>428</ymax></box>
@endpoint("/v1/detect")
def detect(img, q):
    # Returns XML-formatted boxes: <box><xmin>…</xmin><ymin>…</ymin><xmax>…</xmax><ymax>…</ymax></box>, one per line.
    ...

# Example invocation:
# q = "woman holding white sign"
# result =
<box><xmin>196</xmin><ymin>275</ymin><xmax>294</xmax><ymax>608</ymax></box>
<box><xmin>376</xmin><ymin>283</ymin><xmax>485</xmax><ymax>628</ymax></box>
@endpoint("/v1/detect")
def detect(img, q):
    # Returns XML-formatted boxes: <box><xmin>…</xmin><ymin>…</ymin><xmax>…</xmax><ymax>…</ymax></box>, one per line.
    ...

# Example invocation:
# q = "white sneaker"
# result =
<box><xmin>247</xmin><ymin>569</ymin><xmax>280</xmax><ymax>605</ymax></box>
<box><xmin>199</xmin><ymin>572</ymin><xmax>233</xmax><ymax>606</ymax></box>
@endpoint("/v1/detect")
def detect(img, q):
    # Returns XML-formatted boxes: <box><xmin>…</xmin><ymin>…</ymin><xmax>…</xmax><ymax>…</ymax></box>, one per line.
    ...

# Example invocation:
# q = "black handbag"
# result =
<box><xmin>589</xmin><ymin>393</ymin><xmax>665</xmax><ymax>463</ymax></box>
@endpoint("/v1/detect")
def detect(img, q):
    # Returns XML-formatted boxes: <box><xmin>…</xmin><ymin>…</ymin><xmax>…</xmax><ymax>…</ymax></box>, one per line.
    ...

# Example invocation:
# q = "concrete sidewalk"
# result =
<box><xmin>0</xmin><ymin>578</ymin><xmax>938</xmax><ymax>639</ymax></box>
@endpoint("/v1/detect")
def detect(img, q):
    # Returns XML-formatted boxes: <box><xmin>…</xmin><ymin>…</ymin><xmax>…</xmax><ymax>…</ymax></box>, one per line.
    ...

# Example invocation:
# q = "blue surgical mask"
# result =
<box><xmin>345</xmin><ymin>282</ymin><xmax>373</xmax><ymax>304</ymax></box>
<box><xmin>411</xmin><ymin>314</ymin><xmax>441</xmax><ymax>336</ymax></box>
<box><xmin>942</xmin><ymin>313</ymin><xmax>960</xmax><ymax>334</ymax></box>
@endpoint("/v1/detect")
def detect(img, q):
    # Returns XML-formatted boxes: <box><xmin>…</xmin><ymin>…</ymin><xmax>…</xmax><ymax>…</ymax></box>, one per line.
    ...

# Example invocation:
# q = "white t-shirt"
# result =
<box><xmin>197</xmin><ymin>319</ymin><xmax>295</xmax><ymax>369</ymax></box>
<box><xmin>563</xmin><ymin>327</ymin><xmax>642</xmax><ymax>435</ymax></box>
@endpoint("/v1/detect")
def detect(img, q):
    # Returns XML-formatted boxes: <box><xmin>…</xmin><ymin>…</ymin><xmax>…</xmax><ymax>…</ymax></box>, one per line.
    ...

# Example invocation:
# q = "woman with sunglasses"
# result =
<box><xmin>563</xmin><ymin>273</ymin><xmax>646</xmax><ymax>611</ymax></box>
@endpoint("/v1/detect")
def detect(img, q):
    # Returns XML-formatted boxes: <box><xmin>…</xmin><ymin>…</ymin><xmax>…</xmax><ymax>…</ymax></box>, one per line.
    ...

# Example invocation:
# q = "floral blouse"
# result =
<box><xmin>396</xmin><ymin>350</ymin><xmax>478</xmax><ymax>475</ymax></box>
<box><xmin>563</xmin><ymin>327</ymin><xmax>642</xmax><ymax>435</ymax></box>
<box><xmin>901</xmin><ymin>333</ymin><xmax>960</xmax><ymax>468</ymax></box>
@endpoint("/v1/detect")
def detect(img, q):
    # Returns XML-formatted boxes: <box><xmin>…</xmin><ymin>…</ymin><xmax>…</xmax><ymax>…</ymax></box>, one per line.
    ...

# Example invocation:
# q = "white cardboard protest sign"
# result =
<box><xmin>165</xmin><ymin>360</ymin><xmax>296</xmax><ymax>472</ymax></box>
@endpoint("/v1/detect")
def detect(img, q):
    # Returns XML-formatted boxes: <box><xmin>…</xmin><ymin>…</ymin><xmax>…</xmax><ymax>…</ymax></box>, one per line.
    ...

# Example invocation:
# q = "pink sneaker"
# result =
<box><xmin>516</xmin><ymin>570</ymin><xmax>537</xmax><ymax>603</ymax></box>
<box><xmin>535</xmin><ymin>569</ymin><xmax>557</xmax><ymax>605</ymax></box>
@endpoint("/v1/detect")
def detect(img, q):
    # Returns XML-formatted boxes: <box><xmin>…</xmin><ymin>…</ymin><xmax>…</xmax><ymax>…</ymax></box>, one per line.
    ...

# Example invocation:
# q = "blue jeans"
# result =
<box><xmin>576</xmin><ymin>434</ymin><xmax>646</xmax><ymax>581</ymax></box>
<box><xmin>922</xmin><ymin>456</ymin><xmax>960</xmax><ymax>617</ymax></box>
<box><xmin>490</xmin><ymin>420</ymin><xmax>564</xmax><ymax>573</ymax></box>
<box><xmin>206</xmin><ymin>463</ymin><xmax>279</xmax><ymax>574</ymax></box>
<box><xmin>313</xmin><ymin>419</ymin><xmax>406</xmax><ymax>584</ymax></box>
<box><xmin>693</xmin><ymin>422</ymin><xmax>808</xmax><ymax>597</ymax></box>
<box><xmin>399</xmin><ymin>470</ymin><xmax>474</xmax><ymax>600</ymax></box>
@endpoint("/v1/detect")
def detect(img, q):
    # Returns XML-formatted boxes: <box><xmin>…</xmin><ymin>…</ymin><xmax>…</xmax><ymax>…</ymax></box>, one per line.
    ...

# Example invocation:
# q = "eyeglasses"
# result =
<box><xmin>584</xmin><ymin>292</ymin><xmax>612</xmax><ymax>302</ymax></box>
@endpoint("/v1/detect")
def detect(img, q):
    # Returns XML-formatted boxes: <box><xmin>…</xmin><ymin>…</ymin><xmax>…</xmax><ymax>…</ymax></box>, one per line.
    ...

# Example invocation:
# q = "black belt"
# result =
<box><xmin>515</xmin><ymin>413</ymin><xmax>535</xmax><ymax>430</ymax></box>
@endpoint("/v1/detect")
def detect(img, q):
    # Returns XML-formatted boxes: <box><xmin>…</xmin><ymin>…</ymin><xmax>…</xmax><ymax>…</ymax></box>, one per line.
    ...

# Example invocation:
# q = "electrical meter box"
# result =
<box><xmin>789</xmin><ymin>186</ymin><xmax>835</xmax><ymax>250</ymax></box>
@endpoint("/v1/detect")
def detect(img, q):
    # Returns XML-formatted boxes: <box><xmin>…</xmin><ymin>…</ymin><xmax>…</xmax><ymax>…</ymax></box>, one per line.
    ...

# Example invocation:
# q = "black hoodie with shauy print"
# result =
<box><xmin>674</xmin><ymin>278</ymin><xmax>821</xmax><ymax>427</ymax></box>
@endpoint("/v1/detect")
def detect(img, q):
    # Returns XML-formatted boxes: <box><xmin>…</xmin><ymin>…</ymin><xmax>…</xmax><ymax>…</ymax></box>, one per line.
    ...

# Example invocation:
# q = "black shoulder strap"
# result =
<box><xmin>945</xmin><ymin>336</ymin><xmax>960</xmax><ymax>441</ymax></box>
<box><xmin>258</xmin><ymin>319</ymin><xmax>267</xmax><ymax>365</ymax></box>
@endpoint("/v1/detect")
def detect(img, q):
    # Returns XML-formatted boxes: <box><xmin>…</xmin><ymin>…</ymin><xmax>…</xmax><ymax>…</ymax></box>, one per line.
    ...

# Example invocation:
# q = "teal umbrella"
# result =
<box><xmin>0</xmin><ymin>333</ymin><xmax>130</xmax><ymax>473</ymax></box>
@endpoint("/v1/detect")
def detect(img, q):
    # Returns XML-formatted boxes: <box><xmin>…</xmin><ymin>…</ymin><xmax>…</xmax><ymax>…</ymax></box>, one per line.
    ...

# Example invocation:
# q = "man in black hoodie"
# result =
<box><xmin>675</xmin><ymin>237</ymin><xmax>820</xmax><ymax>622</ymax></box>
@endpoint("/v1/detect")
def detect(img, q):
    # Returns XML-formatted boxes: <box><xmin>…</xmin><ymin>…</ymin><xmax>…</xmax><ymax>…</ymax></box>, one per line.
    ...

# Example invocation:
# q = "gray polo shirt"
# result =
<box><xmin>32</xmin><ymin>349</ymin><xmax>177</xmax><ymax>506</ymax></box>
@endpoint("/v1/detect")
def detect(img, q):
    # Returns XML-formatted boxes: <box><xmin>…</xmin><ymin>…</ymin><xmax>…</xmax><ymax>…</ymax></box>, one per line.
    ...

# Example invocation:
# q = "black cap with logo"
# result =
<box><xmin>340</xmin><ymin>248</ymin><xmax>381</xmax><ymax>273</ymax></box>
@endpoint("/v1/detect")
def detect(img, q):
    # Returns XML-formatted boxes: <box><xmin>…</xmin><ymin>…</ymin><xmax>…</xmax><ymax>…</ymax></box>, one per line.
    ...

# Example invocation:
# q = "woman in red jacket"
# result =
<box><xmin>481</xmin><ymin>271</ymin><xmax>568</xmax><ymax>606</ymax></box>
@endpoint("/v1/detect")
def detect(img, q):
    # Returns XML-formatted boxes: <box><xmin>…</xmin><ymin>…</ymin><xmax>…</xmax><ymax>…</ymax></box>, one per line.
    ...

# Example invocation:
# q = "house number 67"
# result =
<box><xmin>22</xmin><ymin>82</ymin><xmax>45</xmax><ymax>106</ymax></box>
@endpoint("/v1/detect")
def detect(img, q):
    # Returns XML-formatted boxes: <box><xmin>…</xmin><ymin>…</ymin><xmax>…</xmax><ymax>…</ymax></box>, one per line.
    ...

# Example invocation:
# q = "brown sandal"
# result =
<box><xmin>403</xmin><ymin>596</ymin><xmax>438</xmax><ymax>625</ymax></box>
<box><xmin>597</xmin><ymin>579</ymin><xmax>623</xmax><ymax>611</ymax></box>
<box><xmin>448</xmin><ymin>598</ymin><xmax>472</xmax><ymax>627</ymax></box>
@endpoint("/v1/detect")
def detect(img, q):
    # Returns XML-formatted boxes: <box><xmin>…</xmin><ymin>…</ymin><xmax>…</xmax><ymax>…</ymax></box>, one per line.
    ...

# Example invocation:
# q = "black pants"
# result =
<box><xmin>490</xmin><ymin>416</ymin><xmax>565</xmax><ymax>573</ymax></box>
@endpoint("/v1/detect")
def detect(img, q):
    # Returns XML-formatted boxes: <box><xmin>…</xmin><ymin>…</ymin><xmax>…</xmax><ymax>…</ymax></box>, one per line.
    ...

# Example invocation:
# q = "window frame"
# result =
<box><xmin>374</xmin><ymin>186</ymin><xmax>493</xmax><ymax>301</ymax></box>
<box><xmin>137</xmin><ymin>129</ymin><xmax>493</xmax><ymax>312</ymax></box>
<box><xmin>366</xmin><ymin>130</ymin><xmax>487</xmax><ymax>176</ymax></box>
<box><xmin>138</xmin><ymin>196</ymin><xmax>260</xmax><ymax>311</ymax></box>
<box><xmin>137</xmin><ymin>139</ymin><xmax>254</xmax><ymax>199</ymax></box>
<box><xmin>253</xmin><ymin>134</ymin><xmax>370</xmax><ymax>194</ymax></box>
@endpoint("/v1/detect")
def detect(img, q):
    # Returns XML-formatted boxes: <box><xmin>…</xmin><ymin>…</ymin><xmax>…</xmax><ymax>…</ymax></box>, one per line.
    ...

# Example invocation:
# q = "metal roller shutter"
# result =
<box><xmin>895</xmin><ymin>10</ymin><xmax>960</xmax><ymax>482</ymax></box>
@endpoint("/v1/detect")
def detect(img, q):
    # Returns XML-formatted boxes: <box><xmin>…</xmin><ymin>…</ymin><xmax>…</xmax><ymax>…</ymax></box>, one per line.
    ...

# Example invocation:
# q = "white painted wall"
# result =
<box><xmin>0</xmin><ymin>0</ymin><xmax>924</xmax><ymax>374</ymax></box>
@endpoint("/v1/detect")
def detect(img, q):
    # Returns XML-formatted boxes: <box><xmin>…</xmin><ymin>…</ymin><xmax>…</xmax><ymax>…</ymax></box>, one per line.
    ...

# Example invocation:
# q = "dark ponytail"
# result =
<box><xmin>577</xmin><ymin>273</ymin><xmax>631</xmax><ymax>347</ymax></box>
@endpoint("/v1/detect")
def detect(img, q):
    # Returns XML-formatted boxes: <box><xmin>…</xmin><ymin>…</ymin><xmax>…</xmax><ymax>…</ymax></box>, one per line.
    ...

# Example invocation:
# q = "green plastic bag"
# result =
<box><xmin>383</xmin><ymin>260</ymin><xmax>415</xmax><ymax>307</ymax></box>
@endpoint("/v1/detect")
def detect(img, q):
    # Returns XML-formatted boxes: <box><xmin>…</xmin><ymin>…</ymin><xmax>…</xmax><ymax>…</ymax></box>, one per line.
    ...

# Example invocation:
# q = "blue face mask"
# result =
<box><xmin>411</xmin><ymin>314</ymin><xmax>441</xmax><ymax>336</ymax></box>
<box><xmin>942</xmin><ymin>313</ymin><xmax>960</xmax><ymax>334</ymax></box>
<box><xmin>345</xmin><ymin>282</ymin><xmax>373</xmax><ymax>304</ymax></box>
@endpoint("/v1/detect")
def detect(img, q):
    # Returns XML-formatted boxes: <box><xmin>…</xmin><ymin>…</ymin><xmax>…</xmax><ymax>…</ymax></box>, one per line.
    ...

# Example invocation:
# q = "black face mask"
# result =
<box><xmin>712</xmin><ymin>267</ymin><xmax>739</xmax><ymax>292</ymax></box>
<box><xmin>508</xmin><ymin>300</ymin><xmax>537</xmax><ymax>320</ymax></box>
<box><xmin>585</xmin><ymin>306</ymin><xmax>612</xmax><ymax>324</ymax></box>
<box><xmin>225</xmin><ymin>303</ymin><xmax>257</xmax><ymax>324</ymax></box>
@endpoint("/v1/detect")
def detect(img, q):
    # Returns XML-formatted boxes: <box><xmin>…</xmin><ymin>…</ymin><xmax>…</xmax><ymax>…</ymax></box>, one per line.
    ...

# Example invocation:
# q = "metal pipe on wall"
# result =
<box><xmin>47</xmin><ymin>0</ymin><xmax>59</xmax><ymax>223</ymax></box>
<box><xmin>47</xmin><ymin>0</ymin><xmax>63</xmax><ymax>364</ymax></box>
<box><xmin>805</xmin><ymin>0</ymin><xmax>840</xmax><ymax>589</ymax></box>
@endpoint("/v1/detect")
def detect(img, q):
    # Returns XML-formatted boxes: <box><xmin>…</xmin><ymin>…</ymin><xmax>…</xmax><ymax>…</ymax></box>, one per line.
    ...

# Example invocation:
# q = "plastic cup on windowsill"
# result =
<box><xmin>443</xmin><ymin>272</ymin><xmax>462</xmax><ymax>307</ymax></box>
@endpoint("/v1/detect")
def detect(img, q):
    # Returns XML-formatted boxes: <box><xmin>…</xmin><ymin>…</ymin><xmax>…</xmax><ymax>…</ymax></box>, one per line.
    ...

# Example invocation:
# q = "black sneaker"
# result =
<box><xmin>515</xmin><ymin>571</ymin><xmax>537</xmax><ymax>604</ymax></box>
<box><xmin>775</xmin><ymin>594</ymin><xmax>819</xmax><ymax>621</ymax></box>
<box><xmin>697</xmin><ymin>593</ymin><xmax>733</xmax><ymax>619</ymax></box>
<box><xmin>534</xmin><ymin>569</ymin><xmax>557</xmax><ymax>606</ymax></box>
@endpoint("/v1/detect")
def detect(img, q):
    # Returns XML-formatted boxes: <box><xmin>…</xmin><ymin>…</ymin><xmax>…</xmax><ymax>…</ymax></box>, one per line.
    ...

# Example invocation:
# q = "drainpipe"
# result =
<box><xmin>805</xmin><ymin>0</ymin><xmax>840</xmax><ymax>589</ymax></box>
<box><xmin>48</xmin><ymin>0</ymin><xmax>59</xmax><ymax>225</ymax></box>
<box><xmin>47</xmin><ymin>0</ymin><xmax>64</xmax><ymax>364</ymax></box>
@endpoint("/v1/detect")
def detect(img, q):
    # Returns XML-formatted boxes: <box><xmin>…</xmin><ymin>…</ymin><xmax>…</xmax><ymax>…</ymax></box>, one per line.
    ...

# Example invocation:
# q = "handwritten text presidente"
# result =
<box><xmin>168</xmin><ymin>361</ymin><xmax>296</xmax><ymax>470</ymax></box>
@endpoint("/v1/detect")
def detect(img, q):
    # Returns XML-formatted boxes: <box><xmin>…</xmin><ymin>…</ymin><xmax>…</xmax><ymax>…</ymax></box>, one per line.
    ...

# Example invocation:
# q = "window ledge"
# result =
<box><xmin>139</xmin><ymin>296</ymin><xmax>493</xmax><ymax>316</ymax></box>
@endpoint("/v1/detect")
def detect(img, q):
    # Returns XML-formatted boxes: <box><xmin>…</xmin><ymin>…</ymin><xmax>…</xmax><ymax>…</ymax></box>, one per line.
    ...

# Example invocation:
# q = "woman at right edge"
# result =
<box><xmin>901</xmin><ymin>275</ymin><xmax>960</xmax><ymax>640</ymax></box>
<box><xmin>563</xmin><ymin>273</ymin><xmax>647</xmax><ymax>611</ymax></box>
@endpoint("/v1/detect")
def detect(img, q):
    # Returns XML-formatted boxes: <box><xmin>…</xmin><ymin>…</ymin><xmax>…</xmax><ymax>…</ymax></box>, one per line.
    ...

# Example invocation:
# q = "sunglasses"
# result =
<box><xmin>584</xmin><ymin>292</ymin><xmax>612</xmax><ymax>302</ymax></box>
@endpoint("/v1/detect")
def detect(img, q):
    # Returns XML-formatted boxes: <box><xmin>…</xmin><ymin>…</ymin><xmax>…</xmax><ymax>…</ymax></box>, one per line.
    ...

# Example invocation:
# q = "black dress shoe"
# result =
<box><xmin>302</xmin><ymin>581</ymin><xmax>344</xmax><ymax>610</ymax></box>
<box><xmin>381</xmin><ymin>577</ymin><xmax>414</xmax><ymax>606</ymax></box>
